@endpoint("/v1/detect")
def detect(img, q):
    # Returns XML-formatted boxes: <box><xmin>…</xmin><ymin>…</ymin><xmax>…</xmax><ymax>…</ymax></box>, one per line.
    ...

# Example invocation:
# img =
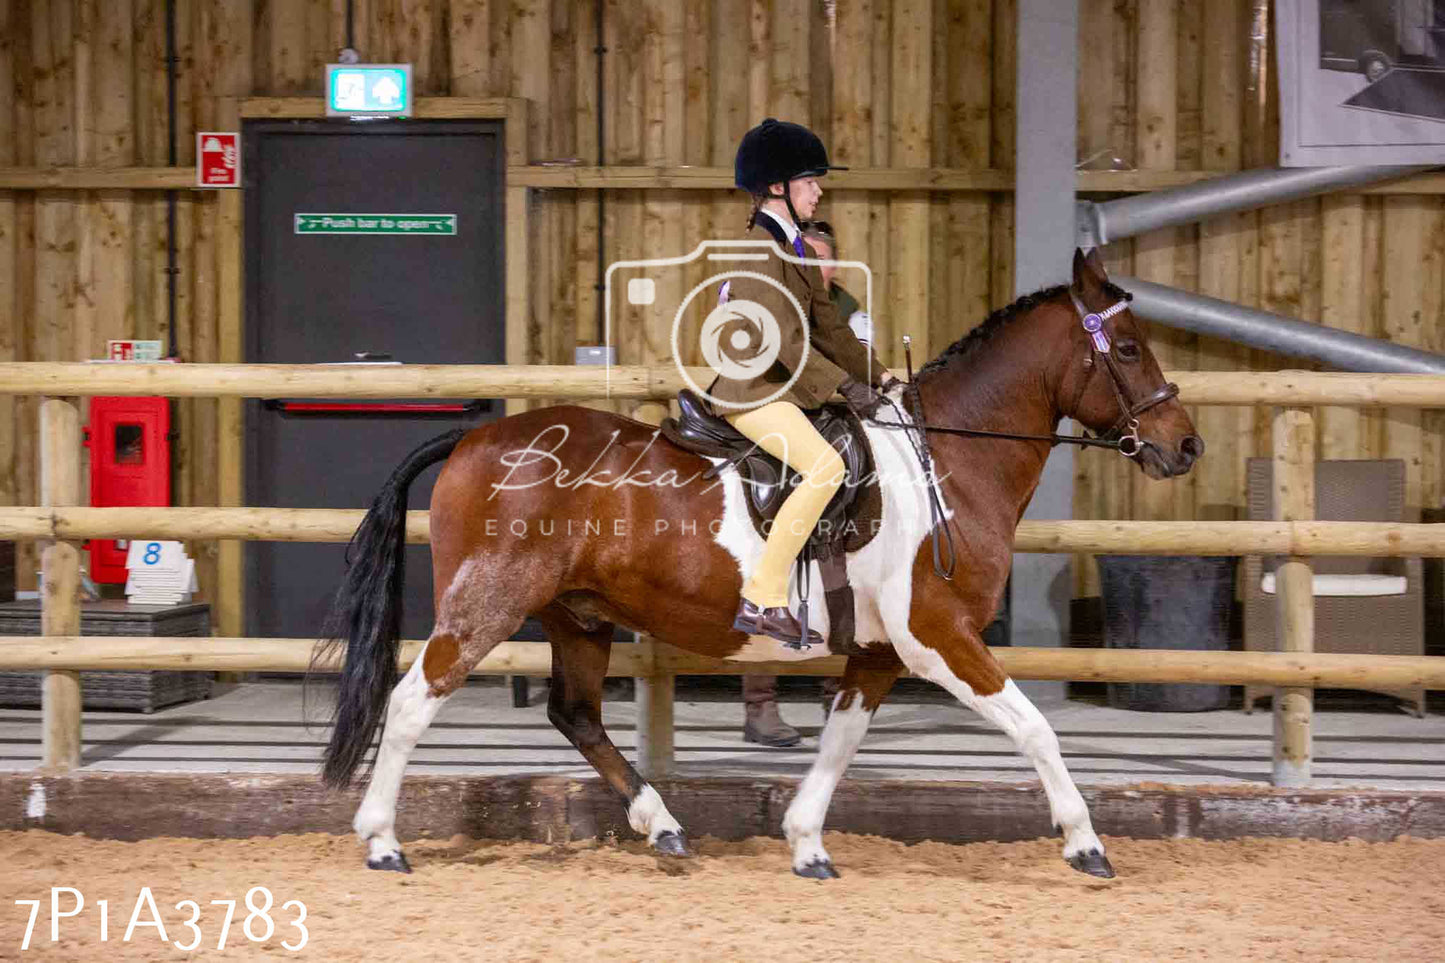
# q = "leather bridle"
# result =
<box><xmin>1064</xmin><ymin>290</ymin><xmax>1180</xmax><ymax>458</ymax></box>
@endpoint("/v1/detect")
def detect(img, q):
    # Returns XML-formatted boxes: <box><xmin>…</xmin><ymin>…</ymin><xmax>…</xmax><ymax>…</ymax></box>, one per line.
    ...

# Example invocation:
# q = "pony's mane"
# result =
<box><xmin>916</xmin><ymin>280</ymin><xmax>1132</xmax><ymax>380</ymax></box>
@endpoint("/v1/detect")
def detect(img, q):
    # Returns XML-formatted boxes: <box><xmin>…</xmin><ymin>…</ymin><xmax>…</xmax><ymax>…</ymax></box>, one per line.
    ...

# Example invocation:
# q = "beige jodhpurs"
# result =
<box><xmin>722</xmin><ymin>401</ymin><xmax>846</xmax><ymax>607</ymax></box>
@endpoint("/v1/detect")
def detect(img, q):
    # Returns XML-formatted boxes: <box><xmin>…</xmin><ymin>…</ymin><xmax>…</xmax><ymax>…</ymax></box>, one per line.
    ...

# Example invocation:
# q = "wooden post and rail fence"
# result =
<box><xmin>2</xmin><ymin>364</ymin><xmax>1444</xmax><ymax>782</ymax></box>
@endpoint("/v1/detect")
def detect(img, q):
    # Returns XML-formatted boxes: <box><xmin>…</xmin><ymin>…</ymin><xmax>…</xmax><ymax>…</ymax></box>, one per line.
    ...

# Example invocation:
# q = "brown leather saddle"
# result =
<box><xmin>659</xmin><ymin>390</ymin><xmax>882</xmax><ymax>653</ymax></box>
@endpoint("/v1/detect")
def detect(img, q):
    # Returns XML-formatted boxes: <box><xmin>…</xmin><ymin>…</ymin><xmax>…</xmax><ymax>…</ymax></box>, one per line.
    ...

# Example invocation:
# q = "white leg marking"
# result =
<box><xmin>883</xmin><ymin>598</ymin><xmax>1104</xmax><ymax>863</ymax></box>
<box><xmin>971</xmin><ymin>681</ymin><xmax>1102</xmax><ymax>859</ymax></box>
<box><xmin>783</xmin><ymin>702</ymin><xmax>873</xmax><ymax>872</ymax></box>
<box><xmin>626</xmin><ymin>784</ymin><xmax>684</xmax><ymax>844</ymax></box>
<box><xmin>353</xmin><ymin>651</ymin><xmax>450</xmax><ymax>863</ymax></box>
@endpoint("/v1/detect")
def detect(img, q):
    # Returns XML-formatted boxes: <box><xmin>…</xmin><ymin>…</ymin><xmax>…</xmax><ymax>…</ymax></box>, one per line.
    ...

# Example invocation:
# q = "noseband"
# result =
<box><xmin>1067</xmin><ymin>291</ymin><xmax>1180</xmax><ymax>458</ymax></box>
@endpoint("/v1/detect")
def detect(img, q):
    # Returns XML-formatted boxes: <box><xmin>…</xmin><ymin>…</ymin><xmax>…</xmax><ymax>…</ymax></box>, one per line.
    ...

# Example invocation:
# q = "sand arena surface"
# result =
<box><xmin>1</xmin><ymin>831</ymin><xmax>1441</xmax><ymax>961</ymax></box>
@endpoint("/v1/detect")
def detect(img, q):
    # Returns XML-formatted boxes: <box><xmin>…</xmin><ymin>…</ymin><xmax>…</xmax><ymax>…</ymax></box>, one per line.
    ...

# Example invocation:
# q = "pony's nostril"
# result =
<box><xmin>1179</xmin><ymin>435</ymin><xmax>1205</xmax><ymax>460</ymax></box>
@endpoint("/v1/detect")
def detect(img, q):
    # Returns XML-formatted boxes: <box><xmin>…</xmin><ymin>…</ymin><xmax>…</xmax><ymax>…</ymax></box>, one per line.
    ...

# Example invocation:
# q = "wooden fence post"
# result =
<box><xmin>40</xmin><ymin>398</ymin><xmax>83</xmax><ymax>771</ymax></box>
<box><xmin>633</xmin><ymin>633</ymin><xmax>675</xmax><ymax>778</ymax></box>
<box><xmin>216</xmin><ymin>187</ymin><xmax>244</xmax><ymax>658</ymax></box>
<box><xmin>1272</xmin><ymin>405</ymin><xmax>1315</xmax><ymax>787</ymax></box>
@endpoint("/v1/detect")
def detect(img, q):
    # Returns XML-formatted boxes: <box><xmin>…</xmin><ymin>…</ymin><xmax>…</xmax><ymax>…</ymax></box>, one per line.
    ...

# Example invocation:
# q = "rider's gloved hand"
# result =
<box><xmin>837</xmin><ymin>377</ymin><xmax>887</xmax><ymax>419</ymax></box>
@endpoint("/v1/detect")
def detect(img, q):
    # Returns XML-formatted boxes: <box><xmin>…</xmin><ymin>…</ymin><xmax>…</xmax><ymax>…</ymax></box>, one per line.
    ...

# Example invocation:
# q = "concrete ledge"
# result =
<box><xmin>4</xmin><ymin>773</ymin><xmax>1444</xmax><ymax>843</ymax></box>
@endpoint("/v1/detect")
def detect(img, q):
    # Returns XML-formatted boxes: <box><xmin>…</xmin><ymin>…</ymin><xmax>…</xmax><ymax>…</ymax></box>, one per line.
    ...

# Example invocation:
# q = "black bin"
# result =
<box><xmin>1096</xmin><ymin>555</ymin><xmax>1237</xmax><ymax>711</ymax></box>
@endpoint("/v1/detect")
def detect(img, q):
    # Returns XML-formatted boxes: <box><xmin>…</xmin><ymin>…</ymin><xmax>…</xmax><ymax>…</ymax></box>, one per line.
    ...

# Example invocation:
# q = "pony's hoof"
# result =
<box><xmin>367</xmin><ymin>851</ymin><xmax>412</xmax><ymax>873</ymax></box>
<box><xmin>1066</xmin><ymin>849</ymin><xmax>1115</xmax><ymax>879</ymax></box>
<box><xmin>653</xmin><ymin>830</ymin><xmax>693</xmax><ymax>857</ymax></box>
<box><xmin>794</xmin><ymin>858</ymin><xmax>840</xmax><ymax>880</ymax></box>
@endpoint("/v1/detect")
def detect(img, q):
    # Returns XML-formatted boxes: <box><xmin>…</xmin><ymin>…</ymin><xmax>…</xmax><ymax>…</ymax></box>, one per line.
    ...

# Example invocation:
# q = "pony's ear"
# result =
<box><xmin>1073</xmin><ymin>247</ymin><xmax>1107</xmax><ymax>293</ymax></box>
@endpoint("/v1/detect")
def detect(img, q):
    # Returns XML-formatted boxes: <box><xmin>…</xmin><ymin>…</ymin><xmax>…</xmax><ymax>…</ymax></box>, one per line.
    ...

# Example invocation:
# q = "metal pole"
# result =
<box><xmin>1010</xmin><ymin>0</ymin><xmax>1077</xmax><ymax>661</ymax></box>
<box><xmin>1079</xmin><ymin>165</ymin><xmax>1434</xmax><ymax>246</ymax></box>
<box><xmin>1116</xmin><ymin>277</ymin><xmax>1445</xmax><ymax>374</ymax></box>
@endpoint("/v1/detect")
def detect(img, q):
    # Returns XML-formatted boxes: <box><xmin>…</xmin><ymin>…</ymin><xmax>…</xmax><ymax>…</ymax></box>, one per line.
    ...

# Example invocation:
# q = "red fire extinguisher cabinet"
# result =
<box><xmin>85</xmin><ymin>397</ymin><xmax>171</xmax><ymax>584</ymax></box>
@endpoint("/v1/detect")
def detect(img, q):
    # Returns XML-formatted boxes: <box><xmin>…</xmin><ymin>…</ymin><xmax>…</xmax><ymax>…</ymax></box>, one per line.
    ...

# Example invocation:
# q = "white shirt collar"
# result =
<box><xmin>758</xmin><ymin>206</ymin><xmax>800</xmax><ymax>245</ymax></box>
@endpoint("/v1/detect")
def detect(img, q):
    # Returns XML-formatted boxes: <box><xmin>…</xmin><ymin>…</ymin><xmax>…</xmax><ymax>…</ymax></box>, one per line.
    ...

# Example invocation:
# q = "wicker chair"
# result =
<box><xmin>1243</xmin><ymin>458</ymin><xmax>1426</xmax><ymax>717</ymax></box>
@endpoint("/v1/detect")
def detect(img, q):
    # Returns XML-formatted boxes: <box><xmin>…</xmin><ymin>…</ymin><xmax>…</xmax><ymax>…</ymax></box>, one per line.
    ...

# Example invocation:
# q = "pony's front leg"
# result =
<box><xmin>881</xmin><ymin>575</ymin><xmax>1115</xmax><ymax>879</ymax></box>
<box><xmin>783</xmin><ymin>649</ymin><xmax>904</xmax><ymax>878</ymax></box>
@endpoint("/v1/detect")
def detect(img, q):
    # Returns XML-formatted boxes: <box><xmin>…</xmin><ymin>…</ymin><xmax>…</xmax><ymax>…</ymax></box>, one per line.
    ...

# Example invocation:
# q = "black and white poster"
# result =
<box><xmin>1278</xmin><ymin>0</ymin><xmax>1445</xmax><ymax>164</ymax></box>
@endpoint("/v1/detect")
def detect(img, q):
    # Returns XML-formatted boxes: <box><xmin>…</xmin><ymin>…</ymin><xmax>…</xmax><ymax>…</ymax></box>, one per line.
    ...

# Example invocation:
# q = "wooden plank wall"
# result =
<box><xmin>1</xmin><ymin>0</ymin><xmax>1442</xmax><ymax>604</ymax></box>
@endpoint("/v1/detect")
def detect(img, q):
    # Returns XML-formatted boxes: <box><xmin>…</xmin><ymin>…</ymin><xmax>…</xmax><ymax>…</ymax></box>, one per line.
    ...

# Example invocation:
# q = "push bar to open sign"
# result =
<box><xmin>293</xmin><ymin>213</ymin><xmax>457</xmax><ymax>235</ymax></box>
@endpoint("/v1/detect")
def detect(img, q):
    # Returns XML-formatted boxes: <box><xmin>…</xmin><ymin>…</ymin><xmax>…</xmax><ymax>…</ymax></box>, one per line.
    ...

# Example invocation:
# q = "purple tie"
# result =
<box><xmin>793</xmin><ymin>235</ymin><xmax>805</xmax><ymax>258</ymax></box>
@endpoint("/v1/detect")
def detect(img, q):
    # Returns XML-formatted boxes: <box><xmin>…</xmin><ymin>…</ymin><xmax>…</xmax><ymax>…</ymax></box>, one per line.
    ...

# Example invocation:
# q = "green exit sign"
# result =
<box><xmin>326</xmin><ymin>64</ymin><xmax>412</xmax><ymax>117</ymax></box>
<box><xmin>295</xmin><ymin>213</ymin><xmax>457</xmax><ymax>235</ymax></box>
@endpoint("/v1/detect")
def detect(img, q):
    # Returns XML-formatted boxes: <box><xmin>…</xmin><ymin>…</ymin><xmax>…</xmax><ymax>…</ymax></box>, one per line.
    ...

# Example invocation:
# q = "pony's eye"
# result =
<box><xmin>1116</xmin><ymin>340</ymin><xmax>1141</xmax><ymax>362</ymax></box>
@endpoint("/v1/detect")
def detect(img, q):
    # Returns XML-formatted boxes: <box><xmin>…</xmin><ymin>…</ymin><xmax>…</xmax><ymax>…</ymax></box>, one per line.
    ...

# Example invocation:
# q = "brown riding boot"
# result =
<box><xmin>742</xmin><ymin>674</ymin><xmax>801</xmax><ymax>747</ymax></box>
<box><xmin>733</xmin><ymin>598</ymin><xmax>824</xmax><ymax>648</ymax></box>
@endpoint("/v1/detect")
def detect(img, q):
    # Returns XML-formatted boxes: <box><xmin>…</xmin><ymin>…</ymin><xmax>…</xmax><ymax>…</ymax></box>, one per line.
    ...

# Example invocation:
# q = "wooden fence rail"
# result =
<box><xmin>5</xmin><ymin>367</ymin><xmax>1443</xmax><ymax>783</ymax></box>
<box><xmin>4</xmin><ymin>363</ymin><xmax>1445</xmax><ymax>406</ymax></box>
<box><xmin>1</xmin><ymin>507</ymin><xmax>1444</xmax><ymax>557</ymax></box>
<box><xmin>3</xmin><ymin>638</ymin><xmax>1444</xmax><ymax>690</ymax></box>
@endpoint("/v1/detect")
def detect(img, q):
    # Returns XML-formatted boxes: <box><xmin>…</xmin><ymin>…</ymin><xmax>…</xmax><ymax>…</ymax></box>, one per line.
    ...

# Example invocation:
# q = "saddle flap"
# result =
<box><xmin>659</xmin><ymin>389</ymin><xmax>749</xmax><ymax>460</ymax></box>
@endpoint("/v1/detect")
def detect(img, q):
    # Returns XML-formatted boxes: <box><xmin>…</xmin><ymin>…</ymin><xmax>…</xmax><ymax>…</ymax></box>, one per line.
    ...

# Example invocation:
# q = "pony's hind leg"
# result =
<box><xmin>782</xmin><ymin>649</ymin><xmax>905</xmax><ymax>878</ymax></box>
<box><xmin>351</xmin><ymin>644</ymin><xmax>453</xmax><ymax>872</ymax></box>
<box><xmin>536</xmin><ymin>605</ymin><xmax>690</xmax><ymax>856</ymax></box>
<box><xmin>353</xmin><ymin>596</ymin><xmax>522</xmax><ymax>871</ymax></box>
<box><xmin>882</xmin><ymin>583</ymin><xmax>1115</xmax><ymax>879</ymax></box>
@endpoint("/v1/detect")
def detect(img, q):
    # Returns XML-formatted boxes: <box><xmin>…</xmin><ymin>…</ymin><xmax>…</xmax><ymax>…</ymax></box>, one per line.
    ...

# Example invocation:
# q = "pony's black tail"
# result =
<box><xmin>315</xmin><ymin>428</ymin><xmax>468</xmax><ymax>789</ymax></box>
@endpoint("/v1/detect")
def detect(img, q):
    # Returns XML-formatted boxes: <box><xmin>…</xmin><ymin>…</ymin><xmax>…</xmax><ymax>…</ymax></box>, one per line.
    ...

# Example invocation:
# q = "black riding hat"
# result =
<box><xmin>734</xmin><ymin>118</ymin><xmax>846</xmax><ymax>193</ymax></box>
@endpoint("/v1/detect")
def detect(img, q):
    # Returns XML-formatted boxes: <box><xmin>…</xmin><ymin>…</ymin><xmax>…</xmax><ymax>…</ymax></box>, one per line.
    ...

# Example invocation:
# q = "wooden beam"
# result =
<box><xmin>0</xmin><ymin>167</ymin><xmax>195</xmax><ymax>189</ymax></box>
<box><xmin>1166</xmin><ymin>371</ymin><xmax>1445</xmax><ymax>407</ymax></box>
<box><xmin>1319</xmin><ymin>195</ymin><xmax>1369</xmax><ymax>459</ymax></box>
<box><xmin>504</xmin><ymin>99</ymin><xmax>530</xmax><ymax>418</ymax></box>
<box><xmin>886</xmin><ymin>0</ymin><xmax>931</xmax><ymax>361</ymax></box>
<box><xmin>633</xmin><ymin>635</ymin><xmax>675</xmax><ymax>778</ymax></box>
<box><xmin>39</xmin><ymin>399</ymin><xmax>81</xmax><ymax>772</ymax></box>
<box><xmin>1272</xmin><ymin>406</ymin><xmax>1315</xmax><ymax>787</ymax></box>
<box><xmin>3</xmin><ymin>635</ymin><xmax>1445</xmax><ymax>688</ymax></box>
<box><xmin>2</xmin><ymin>364</ymin><xmax>1445</xmax><ymax>407</ymax></box>
<box><xmin>6</xmin><ymin>165</ymin><xmax>1445</xmax><ymax>195</ymax></box>
<box><xmin>216</xmin><ymin>188</ymin><xmax>244</xmax><ymax>639</ymax></box>
<box><xmin>504</xmin><ymin>166</ymin><xmax>1198</xmax><ymax>192</ymax></box>
<box><xmin>507</xmin><ymin>168</ymin><xmax>1445</xmax><ymax>194</ymax></box>
<box><xmin>2</xmin><ymin>508</ymin><xmax>1445</xmax><ymax>558</ymax></box>
<box><xmin>1012</xmin><ymin>519</ymin><xmax>1445</xmax><ymax>557</ymax></box>
<box><xmin>239</xmin><ymin>97</ymin><xmax>513</xmax><ymax>119</ymax></box>
<box><xmin>6</xmin><ymin>772</ymin><xmax>1443</xmax><ymax>846</ymax></box>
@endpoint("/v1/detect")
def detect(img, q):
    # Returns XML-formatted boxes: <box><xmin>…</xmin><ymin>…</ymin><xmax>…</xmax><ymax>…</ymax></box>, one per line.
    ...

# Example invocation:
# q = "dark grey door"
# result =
<box><xmin>243</xmin><ymin>119</ymin><xmax>504</xmax><ymax>642</ymax></box>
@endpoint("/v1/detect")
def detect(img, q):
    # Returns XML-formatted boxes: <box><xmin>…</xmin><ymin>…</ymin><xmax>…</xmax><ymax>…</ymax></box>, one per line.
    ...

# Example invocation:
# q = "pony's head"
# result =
<box><xmin>1061</xmin><ymin>248</ymin><xmax>1203</xmax><ymax>479</ymax></box>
